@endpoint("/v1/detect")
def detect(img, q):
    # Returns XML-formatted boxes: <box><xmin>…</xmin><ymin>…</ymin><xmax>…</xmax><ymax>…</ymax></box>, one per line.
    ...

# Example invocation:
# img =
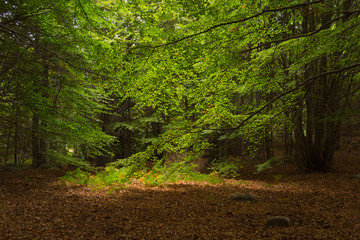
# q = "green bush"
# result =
<box><xmin>255</xmin><ymin>157</ymin><xmax>279</xmax><ymax>174</ymax></box>
<box><xmin>88</xmin><ymin>166</ymin><xmax>128</xmax><ymax>187</ymax></box>
<box><xmin>60</xmin><ymin>166</ymin><xmax>129</xmax><ymax>189</ymax></box>
<box><xmin>60</xmin><ymin>168</ymin><xmax>91</xmax><ymax>185</ymax></box>
<box><xmin>140</xmin><ymin>161</ymin><xmax>223</xmax><ymax>186</ymax></box>
<box><xmin>60</xmin><ymin>159</ymin><xmax>224</xmax><ymax>189</ymax></box>
<box><xmin>211</xmin><ymin>156</ymin><xmax>242</xmax><ymax>178</ymax></box>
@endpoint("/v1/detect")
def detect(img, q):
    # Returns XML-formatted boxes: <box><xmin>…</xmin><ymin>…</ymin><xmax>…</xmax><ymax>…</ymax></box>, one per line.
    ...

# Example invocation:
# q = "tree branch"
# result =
<box><xmin>77</xmin><ymin>0</ymin><xmax>99</xmax><ymax>31</ymax></box>
<box><xmin>0</xmin><ymin>23</ymin><xmax>111</xmax><ymax>79</ymax></box>
<box><xmin>1</xmin><ymin>9</ymin><xmax>51</xmax><ymax>26</ymax></box>
<box><xmin>214</xmin><ymin>63</ymin><xmax>360</xmax><ymax>134</ymax></box>
<box><xmin>153</xmin><ymin>0</ymin><xmax>323</xmax><ymax>48</ymax></box>
<box><xmin>236</xmin><ymin>14</ymin><xmax>350</xmax><ymax>55</ymax></box>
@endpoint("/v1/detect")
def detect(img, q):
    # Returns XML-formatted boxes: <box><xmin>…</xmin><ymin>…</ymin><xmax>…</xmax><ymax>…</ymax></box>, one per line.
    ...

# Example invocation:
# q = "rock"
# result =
<box><xmin>231</xmin><ymin>193</ymin><xmax>258</xmax><ymax>203</ymax></box>
<box><xmin>351</xmin><ymin>174</ymin><xmax>360</xmax><ymax>179</ymax></box>
<box><xmin>265</xmin><ymin>216</ymin><xmax>291</xmax><ymax>227</ymax></box>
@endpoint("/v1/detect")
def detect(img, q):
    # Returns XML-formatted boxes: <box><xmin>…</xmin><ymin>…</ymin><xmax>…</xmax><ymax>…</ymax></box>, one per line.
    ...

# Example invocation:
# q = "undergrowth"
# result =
<box><xmin>210</xmin><ymin>156</ymin><xmax>242</xmax><ymax>178</ymax></box>
<box><xmin>60</xmin><ymin>161</ymin><xmax>224</xmax><ymax>189</ymax></box>
<box><xmin>60</xmin><ymin>161</ymin><xmax>223</xmax><ymax>189</ymax></box>
<box><xmin>139</xmin><ymin>161</ymin><xmax>223</xmax><ymax>186</ymax></box>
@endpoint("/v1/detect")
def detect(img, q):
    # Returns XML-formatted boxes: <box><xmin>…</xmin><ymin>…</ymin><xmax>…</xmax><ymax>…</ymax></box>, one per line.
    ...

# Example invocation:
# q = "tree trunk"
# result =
<box><xmin>14</xmin><ymin>108</ymin><xmax>19</xmax><ymax>165</ymax></box>
<box><xmin>294</xmin><ymin>101</ymin><xmax>306</xmax><ymax>172</ymax></box>
<box><xmin>294</xmin><ymin>0</ymin><xmax>345</xmax><ymax>172</ymax></box>
<box><xmin>283</xmin><ymin>111</ymin><xmax>293</xmax><ymax>162</ymax></box>
<box><xmin>32</xmin><ymin>60</ymin><xmax>49</xmax><ymax>168</ymax></box>
<box><xmin>32</xmin><ymin>114</ymin><xmax>42</xmax><ymax>167</ymax></box>
<box><xmin>5</xmin><ymin>127</ymin><xmax>11</xmax><ymax>164</ymax></box>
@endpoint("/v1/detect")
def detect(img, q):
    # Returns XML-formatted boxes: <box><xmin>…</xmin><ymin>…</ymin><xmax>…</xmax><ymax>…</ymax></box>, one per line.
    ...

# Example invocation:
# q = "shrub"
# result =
<box><xmin>60</xmin><ymin>168</ymin><xmax>91</xmax><ymax>185</ymax></box>
<box><xmin>210</xmin><ymin>156</ymin><xmax>242</xmax><ymax>178</ymax></box>
<box><xmin>140</xmin><ymin>161</ymin><xmax>223</xmax><ymax>186</ymax></box>
<box><xmin>255</xmin><ymin>157</ymin><xmax>280</xmax><ymax>174</ymax></box>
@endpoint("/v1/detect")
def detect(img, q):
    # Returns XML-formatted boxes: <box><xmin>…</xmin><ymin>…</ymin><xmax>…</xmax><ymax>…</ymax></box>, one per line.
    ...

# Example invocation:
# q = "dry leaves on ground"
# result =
<box><xmin>1</xmin><ymin>151</ymin><xmax>360</xmax><ymax>239</ymax></box>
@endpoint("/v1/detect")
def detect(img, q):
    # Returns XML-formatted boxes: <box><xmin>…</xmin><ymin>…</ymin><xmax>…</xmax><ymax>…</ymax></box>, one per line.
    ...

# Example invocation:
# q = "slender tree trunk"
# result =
<box><xmin>32</xmin><ymin>61</ymin><xmax>49</xmax><ymax>168</ymax></box>
<box><xmin>294</xmin><ymin>101</ymin><xmax>306</xmax><ymax>172</ymax></box>
<box><xmin>280</xmin><ymin>51</ymin><xmax>294</xmax><ymax>163</ymax></box>
<box><xmin>32</xmin><ymin>114</ymin><xmax>41</xmax><ymax>167</ymax></box>
<box><xmin>14</xmin><ymin>106</ymin><xmax>19</xmax><ymax>165</ymax></box>
<box><xmin>283</xmin><ymin>110</ymin><xmax>293</xmax><ymax>162</ymax></box>
<box><xmin>13</xmin><ymin>81</ymin><xmax>21</xmax><ymax>165</ymax></box>
<box><xmin>264</xmin><ymin>127</ymin><xmax>272</xmax><ymax>160</ymax></box>
<box><xmin>5</xmin><ymin>127</ymin><xmax>11</xmax><ymax>163</ymax></box>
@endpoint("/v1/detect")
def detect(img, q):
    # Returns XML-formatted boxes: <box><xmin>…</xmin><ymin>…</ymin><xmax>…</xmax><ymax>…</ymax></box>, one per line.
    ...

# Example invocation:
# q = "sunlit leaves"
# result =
<box><xmin>90</xmin><ymin>0</ymin><xmax>360</xmax><ymax>171</ymax></box>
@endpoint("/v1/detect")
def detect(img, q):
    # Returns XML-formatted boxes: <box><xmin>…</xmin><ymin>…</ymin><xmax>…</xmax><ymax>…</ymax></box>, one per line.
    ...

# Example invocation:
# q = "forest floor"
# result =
<box><xmin>0</xmin><ymin>150</ymin><xmax>360</xmax><ymax>240</ymax></box>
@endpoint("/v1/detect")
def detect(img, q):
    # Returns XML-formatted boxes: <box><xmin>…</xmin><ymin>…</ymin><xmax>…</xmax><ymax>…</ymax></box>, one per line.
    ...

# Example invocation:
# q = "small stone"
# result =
<box><xmin>231</xmin><ymin>193</ymin><xmax>258</xmax><ymax>203</ymax></box>
<box><xmin>265</xmin><ymin>216</ymin><xmax>291</xmax><ymax>227</ymax></box>
<box><xmin>351</xmin><ymin>174</ymin><xmax>360</xmax><ymax>179</ymax></box>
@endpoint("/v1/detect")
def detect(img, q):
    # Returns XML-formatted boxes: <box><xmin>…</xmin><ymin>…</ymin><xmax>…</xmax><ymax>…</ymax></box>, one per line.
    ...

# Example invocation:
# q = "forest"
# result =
<box><xmin>1</xmin><ymin>0</ymin><xmax>360</xmax><ymax>239</ymax></box>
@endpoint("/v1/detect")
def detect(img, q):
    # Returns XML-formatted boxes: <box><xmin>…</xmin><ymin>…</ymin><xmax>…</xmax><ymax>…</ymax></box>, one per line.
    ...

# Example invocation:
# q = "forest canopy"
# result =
<box><xmin>0</xmin><ymin>0</ymin><xmax>359</xmax><ymax>174</ymax></box>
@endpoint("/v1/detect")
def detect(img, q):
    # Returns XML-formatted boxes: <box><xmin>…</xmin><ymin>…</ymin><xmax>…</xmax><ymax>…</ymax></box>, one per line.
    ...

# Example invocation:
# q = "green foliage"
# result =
<box><xmin>140</xmin><ymin>161</ymin><xmax>223</xmax><ymax>186</ymax></box>
<box><xmin>88</xmin><ymin>166</ymin><xmax>130</xmax><ymax>188</ymax></box>
<box><xmin>254</xmin><ymin>157</ymin><xmax>279</xmax><ymax>174</ymax></box>
<box><xmin>60</xmin><ymin>166</ymin><xmax>134</xmax><ymax>189</ymax></box>
<box><xmin>61</xmin><ymin>159</ymin><xmax>223</xmax><ymax>188</ymax></box>
<box><xmin>47</xmin><ymin>150</ymin><xmax>95</xmax><ymax>172</ymax></box>
<box><xmin>60</xmin><ymin>168</ymin><xmax>91</xmax><ymax>185</ymax></box>
<box><xmin>210</xmin><ymin>156</ymin><xmax>242</xmax><ymax>178</ymax></box>
<box><xmin>2</xmin><ymin>0</ymin><xmax>359</xmax><ymax>173</ymax></box>
<box><xmin>0</xmin><ymin>0</ymin><xmax>115</xmax><ymax>168</ymax></box>
<box><xmin>110</xmin><ymin>146</ymin><xmax>154</xmax><ymax>179</ymax></box>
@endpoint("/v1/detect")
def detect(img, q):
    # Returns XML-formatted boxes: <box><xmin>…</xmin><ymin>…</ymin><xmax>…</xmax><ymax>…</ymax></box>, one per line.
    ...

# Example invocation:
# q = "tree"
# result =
<box><xmin>0</xmin><ymin>0</ymin><xmax>114</xmax><ymax>168</ymax></box>
<box><xmin>107</xmin><ymin>0</ymin><xmax>360</xmax><ymax>173</ymax></box>
<box><xmin>2</xmin><ymin>0</ymin><xmax>358</xmax><ymax>174</ymax></box>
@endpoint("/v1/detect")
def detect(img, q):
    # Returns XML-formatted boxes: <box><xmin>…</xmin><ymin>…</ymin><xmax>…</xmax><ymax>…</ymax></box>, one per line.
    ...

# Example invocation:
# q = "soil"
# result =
<box><xmin>0</xmin><ymin>150</ymin><xmax>359</xmax><ymax>239</ymax></box>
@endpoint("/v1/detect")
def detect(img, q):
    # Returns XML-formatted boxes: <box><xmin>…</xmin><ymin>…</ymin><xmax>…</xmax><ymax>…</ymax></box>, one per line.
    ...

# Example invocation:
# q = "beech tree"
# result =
<box><xmin>106</xmin><ymin>0</ymin><xmax>360</xmax><ymax>173</ymax></box>
<box><xmin>1</xmin><ymin>0</ymin><xmax>359</xmax><ymax>173</ymax></box>
<box><xmin>0</xmin><ymin>0</ymin><xmax>113</xmax><ymax>168</ymax></box>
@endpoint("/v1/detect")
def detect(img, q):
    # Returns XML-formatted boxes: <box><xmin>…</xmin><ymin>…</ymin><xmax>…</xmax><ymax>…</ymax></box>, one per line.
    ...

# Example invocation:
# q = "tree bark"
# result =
<box><xmin>294</xmin><ymin>0</ymin><xmax>347</xmax><ymax>172</ymax></box>
<box><xmin>32</xmin><ymin>60</ymin><xmax>49</xmax><ymax>168</ymax></box>
<box><xmin>32</xmin><ymin>114</ymin><xmax>40</xmax><ymax>167</ymax></box>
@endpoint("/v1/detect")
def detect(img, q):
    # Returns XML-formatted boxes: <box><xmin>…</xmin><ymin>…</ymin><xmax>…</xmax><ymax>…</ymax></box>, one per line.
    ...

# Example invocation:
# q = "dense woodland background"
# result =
<box><xmin>1</xmin><ymin>0</ymin><xmax>359</xmax><ymax>176</ymax></box>
<box><xmin>1</xmin><ymin>1</ymin><xmax>360</xmax><ymax>239</ymax></box>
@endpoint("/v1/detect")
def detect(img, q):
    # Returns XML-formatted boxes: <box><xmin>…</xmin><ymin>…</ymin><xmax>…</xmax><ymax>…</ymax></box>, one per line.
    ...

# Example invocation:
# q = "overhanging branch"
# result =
<box><xmin>0</xmin><ymin>23</ymin><xmax>111</xmax><ymax>78</ymax></box>
<box><xmin>154</xmin><ymin>0</ymin><xmax>323</xmax><ymax>48</ymax></box>
<box><xmin>214</xmin><ymin>63</ymin><xmax>360</xmax><ymax>134</ymax></box>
